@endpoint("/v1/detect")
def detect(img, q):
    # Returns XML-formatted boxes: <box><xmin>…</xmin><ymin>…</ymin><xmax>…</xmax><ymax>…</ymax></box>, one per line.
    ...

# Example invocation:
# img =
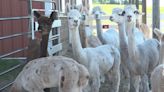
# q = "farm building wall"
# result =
<box><xmin>0</xmin><ymin>0</ymin><xmax>44</xmax><ymax>58</ymax></box>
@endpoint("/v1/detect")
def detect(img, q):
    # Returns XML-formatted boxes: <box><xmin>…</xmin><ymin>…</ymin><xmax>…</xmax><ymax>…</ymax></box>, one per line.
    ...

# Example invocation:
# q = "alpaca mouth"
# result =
<box><xmin>127</xmin><ymin>18</ymin><xmax>132</xmax><ymax>22</ymax></box>
<box><xmin>73</xmin><ymin>23</ymin><xmax>78</xmax><ymax>26</ymax></box>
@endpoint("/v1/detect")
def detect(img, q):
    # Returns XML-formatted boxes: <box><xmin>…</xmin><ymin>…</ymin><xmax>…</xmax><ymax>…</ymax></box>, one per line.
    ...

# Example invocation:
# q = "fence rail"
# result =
<box><xmin>0</xmin><ymin>16</ymin><xmax>30</xmax><ymax>21</ymax></box>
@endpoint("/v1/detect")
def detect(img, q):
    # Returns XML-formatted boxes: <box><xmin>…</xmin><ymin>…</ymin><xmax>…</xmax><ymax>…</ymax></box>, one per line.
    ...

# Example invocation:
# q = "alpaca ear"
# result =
<box><xmin>34</xmin><ymin>11</ymin><xmax>41</xmax><ymax>18</ymax></box>
<box><xmin>153</xmin><ymin>28</ymin><xmax>163</xmax><ymax>40</ymax></box>
<box><xmin>50</xmin><ymin>11</ymin><xmax>57</xmax><ymax>22</ymax></box>
<box><xmin>66</xmin><ymin>3</ymin><xmax>71</xmax><ymax>13</ymax></box>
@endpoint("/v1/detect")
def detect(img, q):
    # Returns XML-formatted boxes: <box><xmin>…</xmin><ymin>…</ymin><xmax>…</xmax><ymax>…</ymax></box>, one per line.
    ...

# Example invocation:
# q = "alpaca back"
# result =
<box><xmin>138</xmin><ymin>39</ymin><xmax>160</xmax><ymax>73</ymax></box>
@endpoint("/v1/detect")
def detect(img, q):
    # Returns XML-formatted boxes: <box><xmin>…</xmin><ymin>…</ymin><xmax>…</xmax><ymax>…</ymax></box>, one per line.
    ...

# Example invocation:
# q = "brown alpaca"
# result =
<box><xmin>10</xmin><ymin>56</ymin><xmax>89</xmax><ymax>92</ymax></box>
<box><xmin>27</xmin><ymin>11</ymin><xmax>57</xmax><ymax>60</ymax></box>
<box><xmin>34</xmin><ymin>11</ymin><xmax>58</xmax><ymax>57</ymax></box>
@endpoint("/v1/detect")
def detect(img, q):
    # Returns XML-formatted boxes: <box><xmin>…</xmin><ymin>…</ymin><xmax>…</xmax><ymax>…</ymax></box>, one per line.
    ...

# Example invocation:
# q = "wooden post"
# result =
<box><xmin>152</xmin><ymin>0</ymin><xmax>160</xmax><ymax>32</ymax></box>
<box><xmin>136</xmin><ymin>0</ymin><xmax>139</xmax><ymax>9</ymax></box>
<box><xmin>129</xmin><ymin>0</ymin><xmax>132</xmax><ymax>4</ymax></box>
<box><xmin>142</xmin><ymin>0</ymin><xmax>147</xmax><ymax>24</ymax></box>
<box><xmin>153</xmin><ymin>0</ymin><xmax>160</xmax><ymax>38</ymax></box>
<box><xmin>132</xmin><ymin>0</ymin><xmax>135</xmax><ymax>4</ymax></box>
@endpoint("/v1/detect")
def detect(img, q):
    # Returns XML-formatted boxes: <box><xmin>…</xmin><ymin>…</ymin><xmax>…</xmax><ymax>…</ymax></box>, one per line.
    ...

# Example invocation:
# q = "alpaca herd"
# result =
<box><xmin>10</xmin><ymin>4</ymin><xmax>163</xmax><ymax>92</ymax></box>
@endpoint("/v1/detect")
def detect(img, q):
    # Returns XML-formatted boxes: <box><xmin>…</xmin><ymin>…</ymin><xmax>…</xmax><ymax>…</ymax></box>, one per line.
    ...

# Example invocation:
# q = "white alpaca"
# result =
<box><xmin>67</xmin><ymin>8</ymin><xmax>120</xmax><ymax>92</ymax></box>
<box><xmin>92</xmin><ymin>6</ymin><xmax>119</xmax><ymax>48</ymax></box>
<box><xmin>10</xmin><ymin>56</ymin><xmax>89</xmax><ymax>92</ymax></box>
<box><xmin>110</xmin><ymin>8</ymin><xmax>130</xmax><ymax>92</ymax></box>
<box><xmin>151</xmin><ymin>28</ymin><xmax>164</xmax><ymax>92</ymax></box>
<box><xmin>123</xmin><ymin>5</ymin><xmax>160</xmax><ymax>92</ymax></box>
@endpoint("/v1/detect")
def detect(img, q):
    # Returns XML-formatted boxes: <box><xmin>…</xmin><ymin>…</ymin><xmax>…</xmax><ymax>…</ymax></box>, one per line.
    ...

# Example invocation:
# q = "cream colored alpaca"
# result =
<box><xmin>151</xmin><ymin>28</ymin><xmax>164</xmax><ymax>92</ymax></box>
<box><xmin>10</xmin><ymin>56</ymin><xmax>89</xmax><ymax>92</ymax></box>
<box><xmin>68</xmin><ymin>8</ymin><xmax>120</xmax><ymax>92</ymax></box>
<box><xmin>110</xmin><ymin>8</ymin><xmax>130</xmax><ymax>92</ymax></box>
<box><xmin>92</xmin><ymin>6</ymin><xmax>119</xmax><ymax>48</ymax></box>
<box><xmin>123</xmin><ymin>5</ymin><xmax>160</xmax><ymax>92</ymax></box>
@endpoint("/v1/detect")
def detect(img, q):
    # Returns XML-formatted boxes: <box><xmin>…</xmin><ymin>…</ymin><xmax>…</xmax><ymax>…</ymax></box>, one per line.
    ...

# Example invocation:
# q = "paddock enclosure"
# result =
<box><xmin>0</xmin><ymin>0</ymin><xmax>162</xmax><ymax>92</ymax></box>
<box><xmin>0</xmin><ymin>0</ymin><xmax>70</xmax><ymax>91</ymax></box>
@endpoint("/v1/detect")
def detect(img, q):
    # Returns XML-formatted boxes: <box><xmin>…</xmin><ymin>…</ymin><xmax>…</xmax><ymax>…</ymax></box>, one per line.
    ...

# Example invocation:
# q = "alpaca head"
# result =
<box><xmin>67</xmin><ymin>8</ymin><xmax>82</xmax><ymax>29</ymax></box>
<box><xmin>109</xmin><ymin>8</ymin><xmax>124</xmax><ymax>24</ymax></box>
<box><xmin>34</xmin><ymin>11</ymin><xmax>57</xmax><ymax>33</ymax></box>
<box><xmin>92</xmin><ymin>6</ymin><xmax>105</xmax><ymax>20</ymax></box>
<box><xmin>123</xmin><ymin>5</ymin><xmax>139</xmax><ymax>25</ymax></box>
<box><xmin>153</xmin><ymin>28</ymin><xmax>164</xmax><ymax>42</ymax></box>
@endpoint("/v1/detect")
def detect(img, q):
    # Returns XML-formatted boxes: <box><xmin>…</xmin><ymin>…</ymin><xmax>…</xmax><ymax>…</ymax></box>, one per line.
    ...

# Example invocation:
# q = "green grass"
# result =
<box><xmin>0</xmin><ymin>59</ymin><xmax>21</xmax><ymax>73</ymax></box>
<box><xmin>92</xmin><ymin>4</ymin><xmax>164</xmax><ymax>14</ymax></box>
<box><xmin>0</xmin><ymin>59</ymin><xmax>24</xmax><ymax>89</ymax></box>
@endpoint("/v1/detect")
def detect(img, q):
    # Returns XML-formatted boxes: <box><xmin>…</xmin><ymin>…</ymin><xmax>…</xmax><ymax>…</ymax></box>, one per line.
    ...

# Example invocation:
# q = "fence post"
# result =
<box><xmin>142</xmin><ymin>0</ymin><xmax>147</xmax><ymax>24</ymax></box>
<box><xmin>152</xmin><ymin>0</ymin><xmax>160</xmax><ymax>38</ymax></box>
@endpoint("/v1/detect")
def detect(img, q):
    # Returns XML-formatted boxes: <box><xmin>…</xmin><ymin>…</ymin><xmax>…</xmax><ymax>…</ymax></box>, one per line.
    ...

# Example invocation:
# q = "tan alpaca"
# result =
<box><xmin>151</xmin><ymin>28</ymin><xmax>164</xmax><ymax>92</ymax></box>
<box><xmin>123</xmin><ymin>5</ymin><xmax>160</xmax><ymax>92</ymax></box>
<box><xmin>10</xmin><ymin>56</ymin><xmax>89</xmax><ymax>92</ymax></box>
<box><xmin>79</xmin><ymin>6</ymin><xmax>102</xmax><ymax>48</ymax></box>
<box><xmin>136</xmin><ymin>14</ymin><xmax>152</xmax><ymax>39</ymax></box>
<box><xmin>67</xmin><ymin>8</ymin><xmax>120</xmax><ymax>92</ymax></box>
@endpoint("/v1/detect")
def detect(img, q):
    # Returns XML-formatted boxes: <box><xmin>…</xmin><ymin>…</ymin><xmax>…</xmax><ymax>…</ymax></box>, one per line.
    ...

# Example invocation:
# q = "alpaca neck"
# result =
<box><xmin>126</xmin><ymin>23</ymin><xmax>137</xmax><ymax>60</ymax></box>
<box><xmin>40</xmin><ymin>33</ymin><xmax>49</xmax><ymax>57</ymax></box>
<box><xmin>118</xmin><ymin>22</ymin><xmax>128</xmax><ymax>49</ymax></box>
<box><xmin>71</xmin><ymin>27</ymin><xmax>86</xmax><ymax>64</ymax></box>
<box><xmin>159</xmin><ymin>42</ymin><xmax>164</xmax><ymax>64</ymax></box>
<box><xmin>96</xmin><ymin>19</ymin><xmax>105</xmax><ymax>44</ymax></box>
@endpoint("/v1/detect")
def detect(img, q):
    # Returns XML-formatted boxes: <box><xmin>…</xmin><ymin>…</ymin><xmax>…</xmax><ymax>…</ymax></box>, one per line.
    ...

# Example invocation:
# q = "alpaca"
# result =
<box><xmin>109</xmin><ymin>8</ymin><xmax>130</xmax><ymax>92</ymax></box>
<box><xmin>67</xmin><ymin>8</ymin><xmax>120</xmax><ymax>92</ymax></box>
<box><xmin>139</xmin><ymin>23</ymin><xmax>152</xmax><ymax>39</ymax></box>
<box><xmin>79</xmin><ymin>5</ymin><xmax>102</xmax><ymax>48</ymax></box>
<box><xmin>10</xmin><ymin>56</ymin><xmax>89</xmax><ymax>92</ymax></box>
<box><xmin>123</xmin><ymin>5</ymin><xmax>160</xmax><ymax>92</ymax></box>
<box><xmin>68</xmin><ymin>4</ymin><xmax>102</xmax><ymax>48</ymax></box>
<box><xmin>151</xmin><ymin>28</ymin><xmax>164</xmax><ymax>92</ymax></box>
<box><xmin>33</xmin><ymin>11</ymin><xmax>58</xmax><ymax>57</ymax></box>
<box><xmin>136</xmin><ymin>13</ymin><xmax>152</xmax><ymax>39</ymax></box>
<box><xmin>92</xmin><ymin>6</ymin><xmax>119</xmax><ymax>48</ymax></box>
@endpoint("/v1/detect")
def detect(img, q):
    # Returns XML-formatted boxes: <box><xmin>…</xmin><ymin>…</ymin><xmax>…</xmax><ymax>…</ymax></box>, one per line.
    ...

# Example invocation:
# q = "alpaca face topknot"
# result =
<box><xmin>123</xmin><ymin>5</ymin><xmax>139</xmax><ymax>24</ymax></box>
<box><xmin>109</xmin><ymin>8</ymin><xmax>124</xmax><ymax>24</ymax></box>
<box><xmin>67</xmin><ymin>9</ymin><xmax>82</xmax><ymax>29</ymax></box>
<box><xmin>92</xmin><ymin>6</ymin><xmax>105</xmax><ymax>20</ymax></box>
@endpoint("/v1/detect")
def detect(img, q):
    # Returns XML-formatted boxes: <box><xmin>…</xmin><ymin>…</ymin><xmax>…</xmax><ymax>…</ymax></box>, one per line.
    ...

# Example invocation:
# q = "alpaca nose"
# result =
<box><xmin>74</xmin><ymin>20</ymin><xmax>78</xmax><ymax>23</ymax></box>
<box><xmin>127</xmin><ymin>15</ymin><xmax>132</xmax><ymax>18</ymax></box>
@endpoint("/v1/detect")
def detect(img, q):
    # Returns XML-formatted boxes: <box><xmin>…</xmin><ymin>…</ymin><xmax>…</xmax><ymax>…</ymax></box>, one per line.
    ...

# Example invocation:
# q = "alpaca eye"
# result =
<box><xmin>68</xmin><ymin>17</ymin><xmax>72</xmax><ymax>19</ymax></box>
<box><xmin>134</xmin><ymin>11</ymin><xmax>139</xmax><ymax>14</ymax></box>
<box><xmin>122</xmin><ymin>11</ymin><xmax>125</xmax><ymax>16</ymax></box>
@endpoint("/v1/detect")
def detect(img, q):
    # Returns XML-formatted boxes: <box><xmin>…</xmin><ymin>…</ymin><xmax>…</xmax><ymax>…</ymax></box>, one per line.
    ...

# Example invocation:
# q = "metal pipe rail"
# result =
<box><xmin>0</xmin><ymin>47</ymin><xmax>28</xmax><ymax>59</ymax></box>
<box><xmin>0</xmin><ymin>32</ymin><xmax>31</xmax><ymax>40</ymax></box>
<box><xmin>0</xmin><ymin>81</ymin><xmax>14</xmax><ymax>91</ymax></box>
<box><xmin>32</xmin><ymin>0</ymin><xmax>56</xmax><ymax>3</ymax></box>
<box><xmin>0</xmin><ymin>16</ymin><xmax>30</xmax><ymax>21</ymax></box>
<box><xmin>0</xmin><ymin>63</ymin><xmax>23</xmax><ymax>76</ymax></box>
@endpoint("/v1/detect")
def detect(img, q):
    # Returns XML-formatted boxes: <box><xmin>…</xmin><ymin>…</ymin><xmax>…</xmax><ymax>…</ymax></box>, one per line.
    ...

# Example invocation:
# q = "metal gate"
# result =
<box><xmin>0</xmin><ymin>0</ymin><xmax>62</xmax><ymax>91</ymax></box>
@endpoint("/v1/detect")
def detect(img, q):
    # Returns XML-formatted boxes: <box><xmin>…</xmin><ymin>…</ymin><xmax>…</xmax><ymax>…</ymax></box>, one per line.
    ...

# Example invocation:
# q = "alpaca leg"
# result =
<box><xmin>89</xmin><ymin>62</ymin><xmax>100</xmax><ymax>92</ymax></box>
<box><xmin>140</xmin><ymin>74</ymin><xmax>149</xmax><ymax>92</ymax></box>
<box><xmin>119</xmin><ymin>64</ymin><xmax>130</xmax><ymax>92</ymax></box>
<box><xmin>130</xmin><ymin>75</ymin><xmax>140</xmax><ymax>92</ymax></box>
<box><xmin>107</xmin><ymin>52</ymin><xmax>120</xmax><ymax>92</ymax></box>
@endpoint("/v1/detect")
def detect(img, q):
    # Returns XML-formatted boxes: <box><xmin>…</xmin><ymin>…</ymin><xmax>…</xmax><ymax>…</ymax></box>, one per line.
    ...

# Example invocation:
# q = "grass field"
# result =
<box><xmin>92</xmin><ymin>4</ymin><xmax>164</xmax><ymax>14</ymax></box>
<box><xmin>92</xmin><ymin>4</ymin><xmax>164</xmax><ymax>31</ymax></box>
<box><xmin>0</xmin><ymin>59</ymin><xmax>24</xmax><ymax>91</ymax></box>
